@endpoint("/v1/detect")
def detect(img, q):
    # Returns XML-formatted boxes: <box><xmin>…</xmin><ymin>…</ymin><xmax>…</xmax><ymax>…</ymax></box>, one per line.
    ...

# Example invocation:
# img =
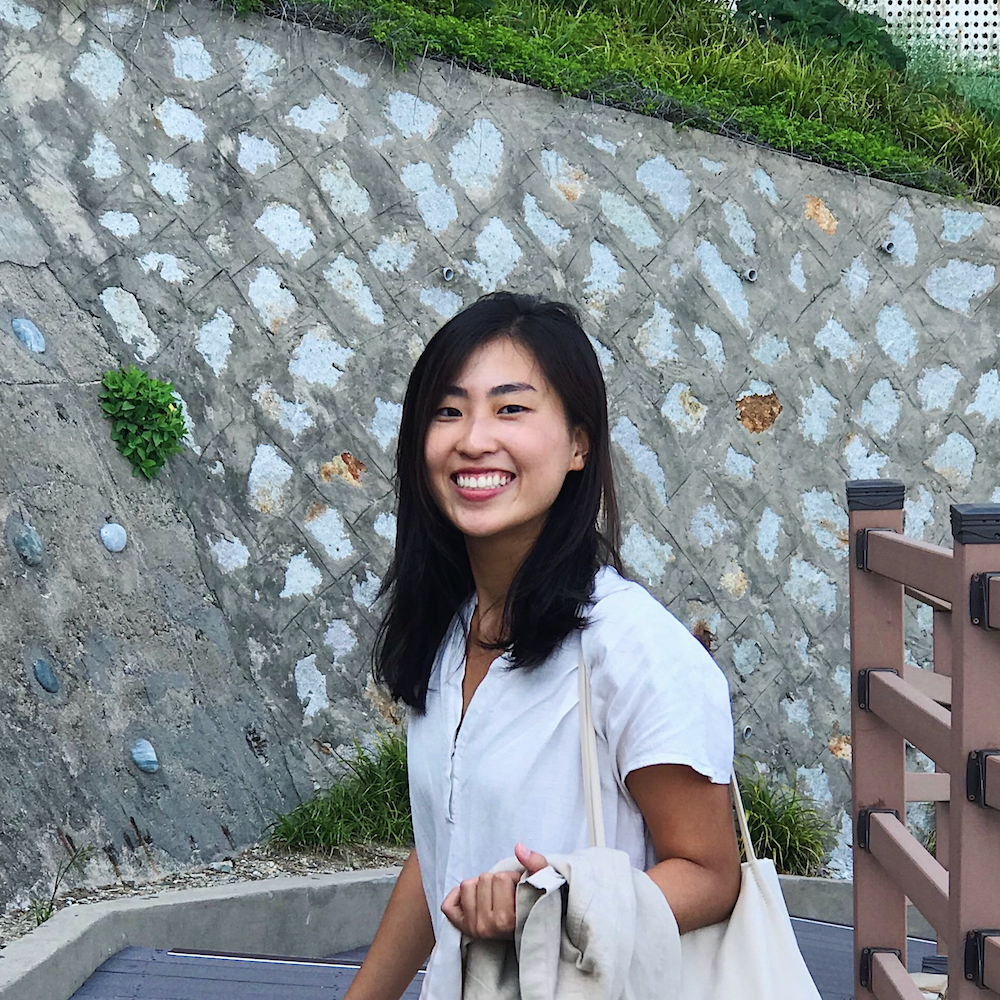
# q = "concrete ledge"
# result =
<box><xmin>0</xmin><ymin>867</ymin><xmax>399</xmax><ymax>1000</ymax></box>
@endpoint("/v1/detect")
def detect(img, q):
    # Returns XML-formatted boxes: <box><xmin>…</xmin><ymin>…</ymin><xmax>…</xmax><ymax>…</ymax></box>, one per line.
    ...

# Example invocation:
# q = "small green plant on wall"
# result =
<box><xmin>99</xmin><ymin>365</ymin><xmax>187</xmax><ymax>479</ymax></box>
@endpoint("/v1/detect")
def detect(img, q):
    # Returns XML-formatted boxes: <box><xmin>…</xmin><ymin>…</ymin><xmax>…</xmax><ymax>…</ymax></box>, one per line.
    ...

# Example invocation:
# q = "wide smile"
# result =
<box><xmin>450</xmin><ymin>471</ymin><xmax>516</xmax><ymax>502</ymax></box>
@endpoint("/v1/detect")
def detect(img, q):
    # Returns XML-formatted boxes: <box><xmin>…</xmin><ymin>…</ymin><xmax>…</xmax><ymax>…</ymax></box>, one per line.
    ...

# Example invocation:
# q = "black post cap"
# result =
<box><xmin>951</xmin><ymin>504</ymin><xmax>1000</xmax><ymax>544</ymax></box>
<box><xmin>846</xmin><ymin>479</ymin><xmax>905</xmax><ymax>511</ymax></box>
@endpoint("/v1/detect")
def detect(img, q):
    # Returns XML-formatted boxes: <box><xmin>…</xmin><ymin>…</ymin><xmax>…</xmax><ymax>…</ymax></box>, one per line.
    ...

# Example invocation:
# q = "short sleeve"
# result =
<box><xmin>582</xmin><ymin>573</ymin><xmax>734</xmax><ymax>786</ymax></box>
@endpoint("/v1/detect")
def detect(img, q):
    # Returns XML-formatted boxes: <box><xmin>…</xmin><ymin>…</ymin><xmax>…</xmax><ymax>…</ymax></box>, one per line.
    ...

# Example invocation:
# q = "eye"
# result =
<box><xmin>435</xmin><ymin>406</ymin><xmax>461</xmax><ymax>418</ymax></box>
<box><xmin>498</xmin><ymin>404</ymin><xmax>527</xmax><ymax>415</ymax></box>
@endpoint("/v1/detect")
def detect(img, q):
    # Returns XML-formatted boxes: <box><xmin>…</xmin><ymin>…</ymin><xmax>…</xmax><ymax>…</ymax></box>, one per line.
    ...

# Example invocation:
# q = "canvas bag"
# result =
<box><xmin>577</xmin><ymin>648</ymin><xmax>823</xmax><ymax>1000</ymax></box>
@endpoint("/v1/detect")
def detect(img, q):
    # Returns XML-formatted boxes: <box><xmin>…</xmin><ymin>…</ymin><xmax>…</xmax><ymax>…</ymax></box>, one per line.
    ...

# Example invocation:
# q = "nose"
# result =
<box><xmin>456</xmin><ymin>411</ymin><xmax>498</xmax><ymax>457</ymax></box>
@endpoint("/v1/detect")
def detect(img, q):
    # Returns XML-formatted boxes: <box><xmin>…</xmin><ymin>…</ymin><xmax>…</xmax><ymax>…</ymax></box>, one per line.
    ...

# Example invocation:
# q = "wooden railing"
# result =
<box><xmin>848</xmin><ymin>480</ymin><xmax>1000</xmax><ymax>1000</ymax></box>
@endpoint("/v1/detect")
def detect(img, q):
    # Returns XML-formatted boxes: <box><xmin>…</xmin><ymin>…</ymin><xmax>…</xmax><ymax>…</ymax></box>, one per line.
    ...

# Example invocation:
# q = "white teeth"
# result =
<box><xmin>456</xmin><ymin>473</ymin><xmax>510</xmax><ymax>490</ymax></box>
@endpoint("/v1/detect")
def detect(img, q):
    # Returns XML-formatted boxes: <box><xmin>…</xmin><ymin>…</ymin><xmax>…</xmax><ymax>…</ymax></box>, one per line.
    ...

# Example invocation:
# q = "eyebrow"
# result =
<box><xmin>442</xmin><ymin>382</ymin><xmax>537</xmax><ymax>398</ymax></box>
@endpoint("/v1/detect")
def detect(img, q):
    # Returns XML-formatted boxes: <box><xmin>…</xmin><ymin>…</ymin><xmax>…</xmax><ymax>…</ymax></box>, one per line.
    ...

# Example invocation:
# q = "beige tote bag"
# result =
<box><xmin>578</xmin><ymin>649</ymin><xmax>823</xmax><ymax>1000</ymax></box>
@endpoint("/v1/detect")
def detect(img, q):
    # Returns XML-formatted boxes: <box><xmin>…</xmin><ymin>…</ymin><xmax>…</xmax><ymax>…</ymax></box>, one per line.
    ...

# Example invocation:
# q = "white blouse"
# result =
<box><xmin>407</xmin><ymin>565</ymin><xmax>734</xmax><ymax>998</ymax></box>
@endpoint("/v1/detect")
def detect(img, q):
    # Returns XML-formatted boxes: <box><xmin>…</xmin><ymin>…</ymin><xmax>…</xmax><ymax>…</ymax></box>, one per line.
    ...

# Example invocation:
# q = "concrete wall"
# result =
<box><xmin>1</xmin><ymin>0</ymin><xmax>998</xmax><ymax>904</ymax></box>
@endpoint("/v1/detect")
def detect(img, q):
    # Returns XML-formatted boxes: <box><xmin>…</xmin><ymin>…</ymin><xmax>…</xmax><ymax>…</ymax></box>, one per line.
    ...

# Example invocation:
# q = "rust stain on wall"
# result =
<box><xmin>736</xmin><ymin>391</ymin><xmax>783</xmax><ymax>432</ymax></box>
<box><xmin>805</xmin><ymin>195</ymin><xmax>838</xmax><ymax>235</ymax></box>
<box><xmin>321</xmin><ymin>452</ymin><xmax>367</xmax><ymax>487</ymax></box>
<box><xmin>304</xmin><ymin>501</ymin><xmax>326</xmax><ymax>522</ymax></box>
<box><xmin>692</xmin><ymin>620</ymin><xmax>716</xmax><ymax>652</ymax></box>
<box><xmin>829</xmin><ymin>729</ymin><xmax>852</xmax><ymax>760</ymax></box>
<box><xmin>365</xmin><ymin>675</ymin><xmax>402</xmax><ymax>725</ymax></box>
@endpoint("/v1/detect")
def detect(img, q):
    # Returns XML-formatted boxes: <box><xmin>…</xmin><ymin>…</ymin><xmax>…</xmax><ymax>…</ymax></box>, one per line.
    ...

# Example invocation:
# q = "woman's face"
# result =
<box><xmin>424</xmin><ymin>336</ymin><xmax>589</xmax><ymax>546</ymax></box>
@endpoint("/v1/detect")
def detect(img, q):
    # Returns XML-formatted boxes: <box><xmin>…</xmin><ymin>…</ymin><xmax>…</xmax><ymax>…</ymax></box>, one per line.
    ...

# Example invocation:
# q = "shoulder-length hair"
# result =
<box><xmin>374</xmin><ymin>292</ymin><xmax>622</xmax><ymax>711</ymax></box>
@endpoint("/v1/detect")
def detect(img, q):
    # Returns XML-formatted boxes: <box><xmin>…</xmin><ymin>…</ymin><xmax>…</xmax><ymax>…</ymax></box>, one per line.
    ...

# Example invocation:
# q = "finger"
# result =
<box><xmin>514</xmin><ymin>843</ymin><xmax>549</xmax><ymax>875</ymax></box>
<box><xmin>441</xmin><ymin>886</ymin><xmax>465</xmax><ymax>930</ymax></box>
<box><xmin>459</xmin><ymin>877</ymin><xmax>479</xmax><ymax>933</ymax></box>
<box><xmin>476</xmin><ymin>873</ymin><xmax>495</xmax><ymax>938</ymax></box>
<box><xmin>491</xmin><ymin>871</ymin><xmax>518</xmax><ymax>935</ymax></box>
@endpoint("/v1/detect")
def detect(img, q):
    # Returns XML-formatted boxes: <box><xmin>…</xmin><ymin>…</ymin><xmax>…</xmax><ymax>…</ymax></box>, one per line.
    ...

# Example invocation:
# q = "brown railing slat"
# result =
<box><xmin>904</xmin><ymin>586</ymin><xmax>953</xmax><ymax>614</ymax></box>
<box><xmin>866</xmin><ymin>531</ymin><xmax>953</xmax><ymax>602</ymax></box>
<box><xmin>985</xmin><ymin>754</ymin><xmax>1000</xmax><ymax>812</ymax></box>
<box><xmin>871</xmin><ymin>951</ymin><xmax>926</xmax><ymax>1000</ymax></box>
<box><xmin>868</xmin><ymin>671</ymin><xmax>952</xmax><ymax>768</ymax></box>
<box><xmin>869</xmin><ymin>812</ymin><xmax>949</xmax><ymax>936</ymax></box>
<box><xmin>901</xmin><ymin>665</ymin><xmax>951</xmax><ymax>707</ymax></box>
<box><xmin>984</xmin><ymin>935</ymin><xmax>1000</xmax><ymax>995</ymax></box>
<box><xmin>905</xmin><ymin>771</ymin><xmax>950</xmax><ymax>802</ymax></box>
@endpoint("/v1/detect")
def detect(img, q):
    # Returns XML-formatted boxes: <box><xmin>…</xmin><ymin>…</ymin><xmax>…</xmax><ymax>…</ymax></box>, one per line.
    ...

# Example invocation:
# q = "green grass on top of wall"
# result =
<box><xmin>227</xmin><ymin>0</ymin><xmax>1000</xmax><ymax>206</ymax></box>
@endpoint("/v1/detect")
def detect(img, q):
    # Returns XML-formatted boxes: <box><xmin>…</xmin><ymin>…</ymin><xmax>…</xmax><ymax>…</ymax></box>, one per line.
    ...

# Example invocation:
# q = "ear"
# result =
<box><xmin>569</xmin><ymin>425</ymin><xmax>590</xmax><ymax>472</ymax></box>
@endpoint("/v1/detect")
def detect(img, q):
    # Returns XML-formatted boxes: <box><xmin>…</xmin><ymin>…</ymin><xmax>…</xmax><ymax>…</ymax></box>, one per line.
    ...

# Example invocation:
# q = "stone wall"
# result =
<box><xmin>1</xmin><ymin>0</ymin><xmax>998</xmax><ymax>902</ymax></box>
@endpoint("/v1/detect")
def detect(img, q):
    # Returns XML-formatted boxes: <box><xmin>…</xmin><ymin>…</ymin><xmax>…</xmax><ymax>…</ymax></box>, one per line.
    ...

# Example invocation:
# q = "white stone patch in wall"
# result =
<box><xmin>797</xmin><ymin>765</ymin><xmax>832</xmax><ymax>804</ymax></box>
<box><xmin>789</xmin><ymin>251</ymin><xmax>806</xmax><ymax>292</ymax></box>
<box><xmin>761</xmin><ymin>612</ymin><xmax>776</xmax><ymax>635</ymax></box>
<box><xmin>636</xmin><ymin>155</ymin><xmax>690</xmax><ymax>221</ymax></box>
<box><xmin>801</xmin><ymin>488</ymin><xmax>848</xmax><ymax>560</ymax></box>
<box><xmin>385</xmin><ymin>91</ymin><xmax>440</xmax><ymax>138</ymax></box>
<box><xmin>248</xmin><ymin>444</ymin><xmax>293</xmax><ymax>515</ymax></box>
<box><xmin>941</xmin><ymin>209</ymin><xmax>983</xmax><ymax>243</ymax></box>
<box><xmin>165</xmin><ymin>33</ymin><xmax>214</xmax><ymax>81</ymax></box>
<box><xmin>815</xmin><ymin>318</ymin><xmax>861</xmax><ymax>370</ymax></box>
<box><xmin>209</xmin><ymin>461</ymin><xmax>225</xmax><ymax>477</ymax></box>
<box><xmin>588</xmin><ymin>336</ymin><xmax>615</xmax><ymax>372</ymax></box>
<box><xmin>195</xmin><ymin>308</ymin><xmax>234</xmax><ymax>376</ymax></box>
<box><xmin>370</xmin><ymin>134</ymin><xmax>391</xmax><ymax>148</ymax></box>
<box><xmin>208</xmin><ymin>535</ymin><xmax>250</xmax><ymax>573</ymax></box>
<box><xmin>635</xmin><ymin>302</ymin><xmax>678</xmax><ymax>366</ymax></box>
<box><xmin>845</xmin><ymin>435</ymin><xmax>888</xmax><ymax>479</ymax></box>
<box><xmin>799</xmin><ymin>380</ymin><xmax>838</xmax><ymax>444</ymax></box>
<box><xmin>249</xmin><ymin>267</ymin><xmax>297</xmax><ymax>333</ymax></box>
<box><xmin>370</xmin><ymin>233</ymin><xmax>418</xmax><ymax>273</ymax></box>
<box><xmin>0</xmin><ymin>0</ymin><xmax>41</xmax><ymax>28</ymax></box>
<box><xmin>334</xmin><ymin>63</ymin><xmax>369</xmax><ymax>87</ymax></box>
<box><xmin>904</xmin><ymin>484</ymin><xmax>934</xmax><ymax>541</ymax></box>
<box><xmin>723</xmin><ymin>200</ymin><xmax>755</xmax><ymax>255</ymax></box>
<box><xmin>967</xmin><ymin>370</ymin><xmax>1000</xmax><ymax>423</ymax></box>
<box><xmin>99</xmin><ymin>287</ymin><xmax>159</xmax><ymax>361</ymax></box>
<box><xmin>324</xmin><ymin>619</ymin><xmax>357</xmax><ymax>660</ymax></box>
<box><xmin>795</xmin><ymin>634</ymin><xmax>809</xmax><ymax>667</ymax></box>
<box><xmin>401</xmin><ymin>162</ymin><xmax>457</xmax><ymax>234</ymax></box>
<box><xmin>924</xmin><ymin>260</ymin><xmax>995</xmax><ymax>315</ymax></box>
<box><xmin>696</xmin><ymin>241</ymin><xmax>749</xmax><ymax>328</ymax></box>
<box><xmin>670</xmin><ymin>264</ymin><xmax>682</xmax><ymax>279</ymax></box>
<box><xmin>84</xmin><ymin>133</ymin><xmax>121</xmax><ymax>179</ymax></box>
<box><xmin>783</xmin><ymin>556</ymin><xmax>837</xmax><ymax>615</ymax></box>
<box><xmin>280</xmin><ymin>551</ymin><xmax>322</xmax><ymax>598</ymax></box>
<box><xmin>522</xmin><ymin>194</ymin><xmax>570</xmax><ymax>253</ymax></box>
<box><xmin>294</xmin><ymin>654</ymin><xmax>328</xmax><ymax>721</ymax></box>
<box><xmin>324</xmin><ymin>255</ymin><xmax>384</xmax><ymax>325</ymax></box>
<box><xmin>370</xmin><ymin>397</ymin><xmax>403</xmax><ymax>451</ymax></box>
<box><xmin>374</xmin><ymin>512</ymin><xmax>397</xmax><ymax>544</ymax></box>
<box><xmin>690</xmin><ymin>504</ymin><xmax>734</xmax><ymax>548</ymax></box>
<box><xmin>917</xmin><ymin>364</ymin><xmax>963</xmax><ymax>410</ymax></box>
<box><xmin>154</xmin><ymin>98</ymin><xmax>205</xmax><ymax>143</ymax></box>
<box><xmin>420</xmin><ymin>286</ymin><xmax>464</xmax><ymax>320</ymax></box>
<box><xmin>661</xmin><ymin>383</ymin><xmax>706</xmax><ymax>433</ymax></box>
<box><xmin>98</xmin><ymin>211</ymin><xmax>139</xmax><ymax>239</ymax></box>
<box><xmin>464</xmin><ymin>217</ymin><xmax>523</xmax><ymax>293</ymax></box>
<box><xmin>700</xmin><ymin>158</ymin><xmax>724</xmax><ymax>174</ymax></box>
<box><xmin>540</xmin><ymin>149</ymin><xmax>587</xmax><ymax>202</ymax></box>
<box><xmin>237</xmin><ymin>38</ymin><xmax>282</xmax><ymax>96</ymax></box>
<box><xmin>599</xmin><ymin>191</ymin><xmax>661</xmax><ymax>250</ymax></box>
<box><xmin>828</xmin><ymin>813</ymin><xmax>854</xmax><ymax>880</ymax></box>
<box><xmin>102</xmin><ymin>7</ymin><xmax>135</xmax><ymax>26</ymax></box>
<box><xmin>449</xmin><ymin>119</ymin><xmax>504</xmax><ymax>198</ymax></box>
<box><xmin>237</xmin><ymin>132</ymin><xmax>279</xmax><ymax>173</ymax></box>
<box><xmin>138</xmin><ymin>252</ymin><xmax>192</xmax><ymax>284</ymax></box>
<box><xmin>916</xmin><ymin>604</ymin><xmax>934</xmax><ymax>634</ymax></box>
<box><xmin>693</xmin><ymin>324</ymin><xmax>725</xmax><ymax>373</ymax></box>
<box><xmin>289</xmin><ymin>329</ymin><xmax>353</xmax><ymax>387</ymax></box>
<box><xmin>306</xmin><ymin>507</ymin><xmax>354</xmax><ymax>561</ymax></box>
<box><xmin>752</xmin><ymin>168</ymin><xmax>778</xmax><ymax>205</ymax></box>
<box><xmin>286</xmin><ymin>95</ymin><xmax>341</xmax><ymax>134</ymax></box>
<box><xmin>584</xmin><ymin>133</ymin><xmax>619</xmax><ymax>155</ymax></box>
<box><xmin>752</xmin><ymin>333</ymin><xmax>789</xmax><ymax>365</ymax></box>
<box><xmin>861</xmin><ymin>378</ymin><xmax>900</xmax><ymax>437</ymax></box>
<box><xmin>611</xmin><ymin>417</ymin><xmax>667</xmax><ymax>506</ymax></box>
<box><xmin>841</xmin><ymin>255</ymin><xmax>870</xmax><ymax>303</ymax></box>
<box><xmin>621</xmin><ymin>524</ymin><xmax>674</xmax><ymax>585</ymax></box>
<box><xmin>741</xmin><ymin>378</ymin><xmax>773</xmax><ymax>399</ymax></box>
<box><xmin>725</xmin><ymin>446</ymin><xmax>754</xmax><ymax>481</ymax></box>
<box><xmin>732</xmin><ymin>638</ymin><xmax>761</xmax><ymax>676</ymax></box>
<box><xmin>993</xmin><ymin>487</ymin><xmax>1000</xmax><ymax>503</ymax></box>
<box><xmin>254</xmin><ymin>205</ymin><xmax>315</xmax><ymax>260</ymax></box>
<box><xmin>720</xmin><ymin>562</ymin><xmax>748</xmax><ymax>599</ymax></box>
<box><xmin>876</xmin><ymin>304</ymin><xmax>918</xmax><ymax>367</ymax></box>
<box><xmin>147</xmin><ymin>159</ymin><xmax>189</xmax><ymax>205</ymax></box>
<box><xmin>70</xmin><ymin>42</ymin><xmax>124</xmax><ymax>103</ymax></box>
<box><xmin>320</xmin><ymin>161</ymin><xmax>371</xmax><ymax>218</ymax></box>
<box><xmin>886</xmin><ymin>200</ymin><xmax>918</xmax><ymax>266</ymax></box>
<box><xmin>833</xmin><ymin>666</ymin><xmax>851</xmax><ymax>700</ymax></box>
<box><xmin>253</xmin><ymin>383</ymin><xmax>314</xmax><ymax>440</ymax></box>
<box><xmin>582</xmin><ymin>241</ymin><xmax>625</xmax><ymax>318</ymax></box>
<box><xmin>173</xmin><ymin>390</ymin><xmax>199</xmax><ymax>455</ymax></box>
<box><xmin>926</xmin><ymin>432</ymin><xmax>976</xmax><ymax>487</ymax></box>
<box><xmin>352</xmin><ymin>569</ymin><xmax>382</xmax><ymax>611</ymax></box>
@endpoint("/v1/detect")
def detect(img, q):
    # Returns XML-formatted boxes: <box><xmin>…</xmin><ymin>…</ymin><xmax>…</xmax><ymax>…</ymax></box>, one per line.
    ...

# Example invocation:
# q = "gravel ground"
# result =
<box><xmin>0</xmin><ymin>843</ymin><xmax>409</xmax><ymax>949</ymax></box>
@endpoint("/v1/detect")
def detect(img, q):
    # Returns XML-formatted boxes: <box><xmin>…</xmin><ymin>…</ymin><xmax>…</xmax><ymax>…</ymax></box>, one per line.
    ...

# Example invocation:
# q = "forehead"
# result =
<box><xmin>451</xmin><ymin>336</ymin><xmax>546</xmax><ymax>388</ymax></box>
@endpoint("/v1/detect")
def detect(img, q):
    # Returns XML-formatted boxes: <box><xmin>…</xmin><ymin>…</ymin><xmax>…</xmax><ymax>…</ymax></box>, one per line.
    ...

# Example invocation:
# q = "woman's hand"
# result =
<box><xmin>440</xmin><ymin>843</ymin><xmax>549</xmax><ymax>939</ymax></box>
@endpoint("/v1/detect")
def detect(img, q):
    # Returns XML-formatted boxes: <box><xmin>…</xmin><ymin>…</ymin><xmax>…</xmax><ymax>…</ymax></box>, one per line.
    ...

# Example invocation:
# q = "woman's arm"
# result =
<box><xmin>626</xmin><ymin>763</ymin><xmax>742</xmax><ymax>934</ymax></box>
<box><xmin>344</xmin><ymin>847</ymin><xmax>436</xmax><ymax>1000</ymax></box>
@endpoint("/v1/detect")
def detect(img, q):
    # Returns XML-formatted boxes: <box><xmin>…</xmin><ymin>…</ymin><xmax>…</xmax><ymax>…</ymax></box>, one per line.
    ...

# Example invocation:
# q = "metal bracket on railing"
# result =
<box><xmin>860</xmin><ymin>947</ymin><xmax>902</xmax><ymax>990</ymax></box>
<box><xmin>966</xmin><ymin>749</ymin><xmax>1000</xmax><ymax>805</ymax></box>
<box><xmin>858</xmin><ymin>668</ymin><xmax>898</xmax><ymax>711</ymax></box>
<box><xmin>970</xmin><ymin>573</ymin><xmax>1000</xmax><ymax>630</ymax></box>
<box><xmin>964</xmin><ymin>928</ymin><xmax>1000</xmax><ymax>987</ymax></box>
<box><xmin>857</xmin><ymin>808</ymin><xmax>899</xmax><ymax>850</ymax></box>
<box><xmin>855</xmin><ymin>528</ymin><xmax>897</xmax><ymax>571</ymax></box>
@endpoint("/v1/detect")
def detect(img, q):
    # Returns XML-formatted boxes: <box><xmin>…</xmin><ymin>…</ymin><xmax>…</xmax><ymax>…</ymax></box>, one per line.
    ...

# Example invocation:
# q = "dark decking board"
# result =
<box><xmin>70</xmin><ymin>920</ymin><xmax>938</xmax><ymax>999</ymax></box>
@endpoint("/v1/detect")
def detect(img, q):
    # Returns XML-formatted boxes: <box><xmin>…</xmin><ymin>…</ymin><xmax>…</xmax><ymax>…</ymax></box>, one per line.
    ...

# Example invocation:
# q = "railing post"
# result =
<box><xmin>947</xmin><ymin>504</ymin><xmax>1000</xmax><ymax>1000</ymax></box>
<box><xmin>848</xmin><ymin>479</ymin><xmax>907</xmax><ymax>998</ymax></box>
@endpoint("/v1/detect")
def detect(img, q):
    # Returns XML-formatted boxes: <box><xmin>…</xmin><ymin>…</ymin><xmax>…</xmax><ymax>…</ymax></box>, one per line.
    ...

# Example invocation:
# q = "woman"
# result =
<box><xmin>345</xmin><ymin>293</ymin><xmax>740</xmax><ymax>1000</ymax></box>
